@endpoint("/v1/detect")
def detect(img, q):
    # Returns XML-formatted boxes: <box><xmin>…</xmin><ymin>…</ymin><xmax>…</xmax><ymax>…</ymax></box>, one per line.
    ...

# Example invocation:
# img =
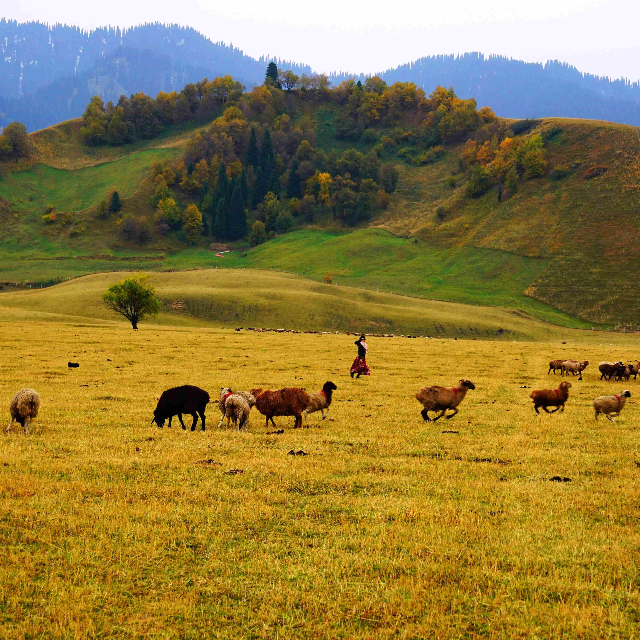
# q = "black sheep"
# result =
<box><xmin>151</xmin><ymin>385</ymin><xmax>210</xmax><ymax>431</ymax></box>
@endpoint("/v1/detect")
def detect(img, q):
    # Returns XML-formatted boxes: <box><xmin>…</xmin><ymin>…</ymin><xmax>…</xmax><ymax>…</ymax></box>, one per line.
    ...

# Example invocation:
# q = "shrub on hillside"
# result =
<box><xmin>466</xmin><ymin>165</ymin><xmax>491</xmax><ymax>198</ymax></box>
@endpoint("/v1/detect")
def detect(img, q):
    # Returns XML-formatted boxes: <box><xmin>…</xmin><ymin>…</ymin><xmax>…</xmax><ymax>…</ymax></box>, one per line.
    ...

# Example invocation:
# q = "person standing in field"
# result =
<box><xmin>350</xmin><ymin>334</ymin><xmax>371</xmax><ymax>378</ymax></box>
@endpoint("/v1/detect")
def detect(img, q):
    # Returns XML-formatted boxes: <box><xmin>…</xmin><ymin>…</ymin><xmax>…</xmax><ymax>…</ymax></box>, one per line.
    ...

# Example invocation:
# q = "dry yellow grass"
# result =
<box><xmin>1</xmin><ymin>313</ymin><xmax>640</xmax><ymax>638</ymax></box>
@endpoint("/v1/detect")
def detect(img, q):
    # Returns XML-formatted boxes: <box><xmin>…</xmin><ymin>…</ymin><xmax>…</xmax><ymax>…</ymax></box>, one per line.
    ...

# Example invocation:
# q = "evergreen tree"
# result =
<box><xmin>286</xmin><ymin>160</ymin><xmax>301</xmax><ymax>199</ymax></box>
<box><xmin>213</xmin><ymin>162</ymin><xmax>229</xmax><ymax>206</ymax></box>
<box><xmin>259</xmin><ymin>129</ymin><xmax>276</xmax><ymax>177</ymax></box>
<box><xmin>268</xmin><ymin>169</ymin><xmax>281</xmax><ymax>199</ymax></box>
<box><xmin>246</xmin><ymin>128</ymin><xmax>259</xmax><ymax>170</ymax></box>
<box><xmin>265</xmin><ymin>62</ymin><xmax>279</xmax><ymax>87</ymax></box>
<box><xmin>239</xmin><ymin>168</ymin><xmax>249</xmax><ymax>205</ymax></box>
<box><xmin>252</xmin><ymin>167</ymin><xmax>266</xmax><ymax>209</ymax></box>
<box><xmin>227</xmin><ymin>181</ymin><xmax>248</xmax><ymax>240</ymax></box>
<box><xmin>109</xmin><ymin>190</ymin><xmax>122</xmax><ymax>213</ymax></box>
<box><xmin>214</xmin><ymin>198</ymin><xmax>228</xmax><ymax>238</ymax></box>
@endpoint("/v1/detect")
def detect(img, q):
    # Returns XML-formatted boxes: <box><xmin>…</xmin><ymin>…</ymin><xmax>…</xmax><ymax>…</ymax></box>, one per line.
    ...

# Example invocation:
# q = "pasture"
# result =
<box><xmin>1</xmin><ymin>314</ymin><xmax>640</xmax><ymax>638</ymax></box>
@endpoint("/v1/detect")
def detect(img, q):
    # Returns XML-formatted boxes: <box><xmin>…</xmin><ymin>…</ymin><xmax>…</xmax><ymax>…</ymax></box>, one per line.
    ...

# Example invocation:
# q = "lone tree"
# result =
<box><xmin>102</xmin><ymin>274</ymin><xmax>161</xmax><ymax>330</ymax></box>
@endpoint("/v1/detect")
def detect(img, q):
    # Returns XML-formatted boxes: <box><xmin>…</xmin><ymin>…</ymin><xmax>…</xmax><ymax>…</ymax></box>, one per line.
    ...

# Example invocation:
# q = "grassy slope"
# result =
<box><xmin>2</xmin><ymin>320</ymin><xmax>640</xmax><ymax>637</ymax></box>
<box><xmin>0</xmin><ymin>269</ymin><xmax>585</xmax><ymax>340</ymax></box>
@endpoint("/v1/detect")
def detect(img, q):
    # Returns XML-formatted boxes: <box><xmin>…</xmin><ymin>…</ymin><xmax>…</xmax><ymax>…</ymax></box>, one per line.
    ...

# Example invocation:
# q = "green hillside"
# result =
<box><xmin>1</xmin><ymin>81</ymin><xmax>639</xmax><ymax>330</ymax></box>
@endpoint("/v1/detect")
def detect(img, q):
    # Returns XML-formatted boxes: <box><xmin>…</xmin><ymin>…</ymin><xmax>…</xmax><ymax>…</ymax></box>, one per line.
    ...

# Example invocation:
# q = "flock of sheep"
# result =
<box><xmin>148</xmin><ymin>381</ymin><xmax>339</xmax><ymax>432</ymax></box>
<box><xmin>5</xmin><ymin>355</ymin><xmax>639</xmax><ymax>434</ymax></box>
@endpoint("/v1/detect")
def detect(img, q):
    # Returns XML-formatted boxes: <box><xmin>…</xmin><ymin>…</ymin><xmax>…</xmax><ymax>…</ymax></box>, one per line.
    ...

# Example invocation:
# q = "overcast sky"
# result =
<box><xmin>5</xmin><ymin>0</ymin><xmax>640</xmax><ymax>81</ymax></box>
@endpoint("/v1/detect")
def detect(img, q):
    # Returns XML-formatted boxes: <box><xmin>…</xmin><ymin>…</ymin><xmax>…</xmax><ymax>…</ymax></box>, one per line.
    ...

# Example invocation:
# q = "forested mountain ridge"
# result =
<box><xmin>3</xmin><ymin>21</ymin><xmax>640</xmax><ymax>131</ymax></box>
<box><xmin>1</xmin><ymin>69</ymin><xmax>640</xmax><ymax>329</ymax></box>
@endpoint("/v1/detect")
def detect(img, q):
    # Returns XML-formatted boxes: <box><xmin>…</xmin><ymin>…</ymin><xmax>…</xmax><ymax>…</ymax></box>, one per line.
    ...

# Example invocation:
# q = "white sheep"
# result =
<box><xmin>7</xmin><ymin>388</ymin><xmax>41</xmax><ymax>434</ymax></box>
<box><xmin>217</xmin><ymin>388</ymin><xmax>255</xmax><ymax>429</ymax></box>
<box><xmin>593</xmin><ymin>390</ymin><xmax>631</xmax><ymax>422</ymax></box>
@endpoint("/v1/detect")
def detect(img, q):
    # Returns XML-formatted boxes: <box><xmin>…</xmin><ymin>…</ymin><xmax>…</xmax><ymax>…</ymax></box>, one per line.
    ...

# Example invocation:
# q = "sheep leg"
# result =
<box><xmin>217</xmin><ymin>408</ymin><xmax>226</xmax><ymax>428</ymax></box>
<box><xmin>534</xmin><ymin>406</ymin><xmax>540</xmax><ymax>414</ymax></box>
<box><xmin>445</xmin><ymin>408</ymin><xmax>458</xmax><ymax>420</ymax></box>
<box><xmin>24</xmin><ymin>417</ymin><xmax>31</xmax><ymax>435</ymax></box>
<box><xmin>420</xmin><ymin>408</ymin><xmax>431</xmax><ymax>422</ymax></box>
<box><xmin>6</xmin><ymin>419</ymin><xmax>12</xmax><ymax>433</ymax></box>
<box><xmin>190</xmin><ymin>414</ymin><xmax>198</xmax><ymax>431</ymax></box>
<box><xmin>199</xmin><ymin>411</ymin><xmax>206</xmax><ymax>431</ymax></box>
<box><xmin>167</xmin><ymin>416</ymin><xmax>172</xmax><ymax>428</ymax></box>
<box><xmin>178</xmin><ymin>413</ymin><xmax>187</xmax><ymax>430</ymax></box>
<box><xmin>550</xmin><ymin>406</ymin><xmax>561</xmax><ymax>413</ymax></box>
<box><xmin>542</xmin><ymin>406</ymin><xmax>552</xmax><ymax>413</ymax></box>
<box><xmin>606</xmin><ymin>414</ymin><xmax>616</xmax><ymax>423</ymax></box>
<box><xmin>322</xmin><ymin>408</ymin><xmax>327</xmax><ymax>420</ymax></box>
<box><xmin>432</xmin><ymin>409</ymin><xmax>446</xmax><ymax>422</ymax></box>
<box><xmin>294</xmin><ymin>412</ymin><xmax>302</xmax><ymax>429</ymax></box>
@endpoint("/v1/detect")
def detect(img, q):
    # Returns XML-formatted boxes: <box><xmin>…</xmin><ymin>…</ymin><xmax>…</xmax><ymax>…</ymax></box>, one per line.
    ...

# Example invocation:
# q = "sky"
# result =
<box><xmin>5</xmin><ymin>0</ymin><xmax>640</xmax><ymax>81</ymax></box>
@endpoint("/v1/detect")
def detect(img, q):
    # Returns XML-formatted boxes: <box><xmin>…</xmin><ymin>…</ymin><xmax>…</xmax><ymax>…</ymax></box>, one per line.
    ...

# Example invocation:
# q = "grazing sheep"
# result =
<box><xmin>629</xmin><ymin>361</ymin><xmax>640</xmax><ymax>380</ymax></box>
<box><xmin>599</xmin><ymin>361</ymin><xmax>623</xmax><ymax>381</ymax></box>
<box><xmin>7</xmin><ymin>388</ymin><xmax>41</xmax><ymax>434</ymax></box>
<box><xmin>151</xmin><ymin>385</ymin><xmax>209</xmax><ymax>431</ymax></box>
<box><xmin>305</xmin><ymin>381</ymin><xmax>338</xmax><ymax>421</ymax></box>
<box><xmin>593</xmin><ymin>390</ymin><xmax>631</xmax><ymax>421</ymax></box>
<box><xmin>548</xmin><ymin>359</ymin><xmax>565</xmax><ymax>375</ymax></box>
<box><xmin>223</xmin><ymin>394</ymin><xmax>254</xmax><ymax>430</ymax></box>
<box><xmin>416</xmin><ymin>379</ymin><xmax>476</xmax><ymax>422</ymax></box>
<box><xmin>562</xmin><ymin>360</ymin><xmax>589</xmax><ymax>379</ymax></box>
<box><xmin>217</xmin><ymin>388</ymin><xmax>256</xmax><ymax>428</ymax></box>
<box><xmin>530</xmin><ymin>381</ymin><xmax>571</xmax><ymax>414</ymax></box>
<box><xmin>251</xmin><ymin>387</ymin><xmax>311</xmax><ymax>429</ymax></box>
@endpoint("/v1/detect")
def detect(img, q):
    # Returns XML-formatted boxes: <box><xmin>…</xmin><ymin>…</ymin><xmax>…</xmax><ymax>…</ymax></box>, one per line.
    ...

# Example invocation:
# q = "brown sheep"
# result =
<box><xmin>251</xmin><ymin>387</ymin><xmax>311</xmax><ymax>429</ymax></box>
<box><xmin>548</xmin><ymin>359</ymin><xmax>565</xmax><ymax>375</ymax></box>
<box><xmin>7</xmin><ymin>388</ymin><xmax>41</xmax><ymax>434</ymax></box>
<box><xmin>629</xmin><ymin>361</ymin><xmax>640</xmax><ymax>380</ymax></box>
<box><xmin>530</xmin><ymin>381</ymin><xmax>571</xmax><ymax>414</ymax></box>
<box><xmin>305</xmin><ymin>381</ymin><xmax>338</xmax><ymax>421</ymax></box>
<box><xmin>416</xmin><ymin>379</ymin><xmax>476</xmax><ymax>422</ymax></box>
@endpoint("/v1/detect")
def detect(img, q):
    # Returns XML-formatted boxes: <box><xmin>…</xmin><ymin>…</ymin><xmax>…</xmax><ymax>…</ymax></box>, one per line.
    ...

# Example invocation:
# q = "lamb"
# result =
<box><xmin>416</xmin><ymin>379</ymin><xmax>475</xmax><ymax>422</ymax></box>
<box><xmin>593</xmin><ymin>390</ymin><xmax>631</xmax><ymax>421</ymax></box>
<box><xmin>217</xmin><ymin>387</ymin><xmax>255</xmax><ymax>430</ymax></box>
<box><xmin>530</xmin><ymin>381</ymin><xmax>571</xmax><ymax>414</ymax></box>
<box><xmin>548</xmin><ymin>359</ymin><xmax>565</xmax><ymax>375</ymax></box>
<box><xmin>151</xmin><ymin>385</ymin><xmax>209</xmax><ymax>431</ymax></box>
<box><xmin>218</xmin><ymin>387</ymin><xmax>256</xmax><ymax>428</ymax></box>
<box><xmin>562</xmin><ymin>360</ymin><xmax>589</xmax><ymax>379</ymax></box>
<box><xmin>7</xmin><ymin>388</ymin><xmax>41</xmax><ymax>434</ymax></box>
<box><xmin>599</xmin><ymin>361</ymin><xmax>623</xmax><ymax>381</ymax></box>
<box><xmin>250</xmin><ymin>387</ymin><xmax>311</xmax><ymax>429</ymax></box>
<box><xmin>304</xmin><ymin>381</ymin><xmax>338</xmax><ymax>421</ymax></box>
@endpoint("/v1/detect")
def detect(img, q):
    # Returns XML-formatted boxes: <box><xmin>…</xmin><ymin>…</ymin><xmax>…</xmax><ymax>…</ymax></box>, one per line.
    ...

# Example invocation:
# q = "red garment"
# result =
<box><xmin>350</xmin><ymin>356</ymin><xmax>371</xmax><ymax>376</ymax></box>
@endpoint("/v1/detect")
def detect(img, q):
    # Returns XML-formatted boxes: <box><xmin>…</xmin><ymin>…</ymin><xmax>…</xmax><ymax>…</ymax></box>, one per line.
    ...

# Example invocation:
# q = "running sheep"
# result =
<box><xmin>593</xmin><ymin>390</ymin><xmax>631</xmax><ymax>422</ymax></box>
<box><xmin>416</xmin><ymin>379</ymin><xmax>476</xmax><ymax>422</ymax></box>
<box><xmin>530</xmin><ymin>381</ymin><xmax>571</xmax><ymax>414</ymax></box>
<box><xmin>7</xmin><ymin>388</ymin><xmax>41</xmax><ymax>434</ymax></box>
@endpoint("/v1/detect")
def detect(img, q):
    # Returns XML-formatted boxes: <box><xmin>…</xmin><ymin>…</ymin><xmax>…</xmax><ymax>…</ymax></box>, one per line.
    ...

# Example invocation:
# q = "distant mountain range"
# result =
<box><xmin>2</xmin><ymin>19</ymin><xmax>640</xmax><ymax>131</ymax></box>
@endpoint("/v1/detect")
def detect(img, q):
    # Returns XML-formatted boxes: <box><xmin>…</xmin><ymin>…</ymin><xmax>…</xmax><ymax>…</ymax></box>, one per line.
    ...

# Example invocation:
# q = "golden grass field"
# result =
<box><xmin>2</xmin><ymin>304</ymin><xmax>640</xmax><ymax>638</ymax></box>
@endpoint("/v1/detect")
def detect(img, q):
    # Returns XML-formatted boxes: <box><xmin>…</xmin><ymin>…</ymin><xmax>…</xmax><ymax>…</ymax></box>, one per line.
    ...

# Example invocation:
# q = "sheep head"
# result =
<box><xmin>559</xmin><ymin>381</ymin><xmax>572</xmax><ymax>390</ymax></box>
<box><xmin>323</xmin><ymin>381</ymin><xmax>338</xmax><ymax>392</ymax></box>
<box><xmin>151</xmin><ymin>411</ymin><xmax>166</xmax><ymax>428</ymax></box>
<box><xmin>459</xmin><ymin>379</ymin><xmax>476</xmax><ymax>390</ymax></box>
<box><xmin>621</xmin><ymin>390</ymin><xmax>631</xmax><ymax>398</ymax></box>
